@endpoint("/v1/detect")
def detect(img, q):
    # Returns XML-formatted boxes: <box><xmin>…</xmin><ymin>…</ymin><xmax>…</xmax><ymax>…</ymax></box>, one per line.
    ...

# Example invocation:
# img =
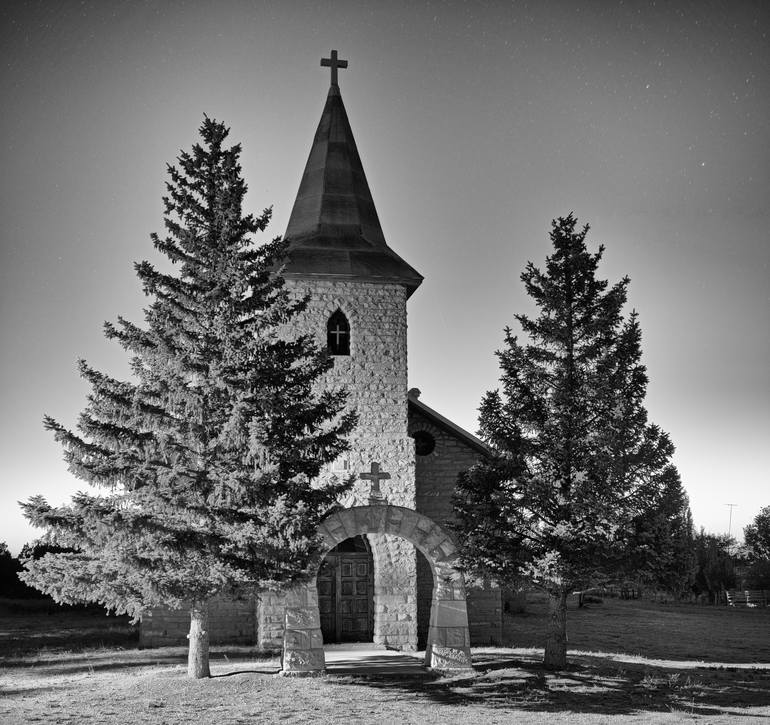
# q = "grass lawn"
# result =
<box><xmin>1</xmin><ymin>596</ymin><xmax>769</xmax><ymax>724</ymax></box>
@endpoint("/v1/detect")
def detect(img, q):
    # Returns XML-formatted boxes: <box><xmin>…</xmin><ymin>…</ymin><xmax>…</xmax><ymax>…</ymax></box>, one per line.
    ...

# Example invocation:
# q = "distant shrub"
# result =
<box><xmin>746</xmin><ymin>559</ymin><xmax>770</xmax><ymax>589</ymax></box>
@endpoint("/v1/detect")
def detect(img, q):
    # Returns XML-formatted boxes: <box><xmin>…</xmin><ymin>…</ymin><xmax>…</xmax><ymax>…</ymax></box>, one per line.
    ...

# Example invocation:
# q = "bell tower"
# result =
<box><xmin>280</xmin><ymin>51</ymin><xmax>423</xmax><ymax>650</ymax></box>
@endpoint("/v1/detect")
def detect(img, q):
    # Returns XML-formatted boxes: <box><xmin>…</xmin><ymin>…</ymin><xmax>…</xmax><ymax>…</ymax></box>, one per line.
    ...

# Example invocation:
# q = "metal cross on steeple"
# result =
<box><xmin>360</xmin><ymin>462</ymin><xmax>390</xmax><ymax>505</ymax></box>
<box><xmin>321</xmin><ymin>49</ymin><xmax>348</xmax><ymax>87</ymax></box>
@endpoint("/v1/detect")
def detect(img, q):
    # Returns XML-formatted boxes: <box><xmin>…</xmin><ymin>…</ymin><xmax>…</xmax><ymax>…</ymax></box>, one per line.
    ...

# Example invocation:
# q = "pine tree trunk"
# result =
<box><xmin>543</xmin><ymin>588</ymin><xmax>568</xmax><ymax>670</ymax></box>
<box><xmin>187</xmin><ymin>599</ymin><xmax>211</xmax><ymax>679</ymax></box>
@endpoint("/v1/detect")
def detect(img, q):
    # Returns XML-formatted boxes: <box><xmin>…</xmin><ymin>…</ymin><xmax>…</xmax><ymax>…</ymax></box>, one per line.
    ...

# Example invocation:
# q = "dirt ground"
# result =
<box><xmin>1</xmin><ymin>596</ymin><xmax>769</xmax><ymax>724</ymax></box>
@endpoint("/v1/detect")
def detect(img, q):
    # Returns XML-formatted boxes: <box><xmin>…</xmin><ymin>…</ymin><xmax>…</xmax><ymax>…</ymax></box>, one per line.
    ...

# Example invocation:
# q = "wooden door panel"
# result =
<box><xmin>316</xmin><ymin>548</ymin><xmax>373</xmax><ymax>643</ymax></box>
<box><xmin>337</xmin><ymin>555</ymin><xmax>373</xmax><ymax>642</ymax></box>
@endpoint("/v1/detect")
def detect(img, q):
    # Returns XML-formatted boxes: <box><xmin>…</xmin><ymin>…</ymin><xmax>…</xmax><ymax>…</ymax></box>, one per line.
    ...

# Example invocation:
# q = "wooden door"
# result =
<box><xmin>316</xmin><ymin>540</ymin><xmax>374</xmax><ymax>643</ymax></box>
<box><xmin>337</xmin><ymin>554</ymin><xmax>373</xmax><ymax>641</ymax></box>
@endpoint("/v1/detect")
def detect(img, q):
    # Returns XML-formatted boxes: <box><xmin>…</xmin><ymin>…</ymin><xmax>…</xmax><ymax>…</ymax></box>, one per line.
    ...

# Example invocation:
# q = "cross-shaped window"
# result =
<box><xmin>327</xmin><ymin>309</ymin><xmax>350</xmax><ymax>356</ymax></box>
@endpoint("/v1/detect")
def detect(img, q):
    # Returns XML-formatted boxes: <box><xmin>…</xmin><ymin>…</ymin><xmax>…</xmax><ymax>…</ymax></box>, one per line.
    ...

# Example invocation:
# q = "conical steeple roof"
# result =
<box><xmin>283</xmin><ymin>72</ymin><xmax>422</xmax><ymax>297</ymax></box>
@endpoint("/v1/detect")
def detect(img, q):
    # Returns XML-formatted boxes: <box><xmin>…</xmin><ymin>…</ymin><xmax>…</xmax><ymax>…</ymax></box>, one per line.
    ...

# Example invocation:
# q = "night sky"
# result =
<box><xmin>1</xmin><ymin>1</ymin><xmax>767</xmax><ymax>554</ymax></box>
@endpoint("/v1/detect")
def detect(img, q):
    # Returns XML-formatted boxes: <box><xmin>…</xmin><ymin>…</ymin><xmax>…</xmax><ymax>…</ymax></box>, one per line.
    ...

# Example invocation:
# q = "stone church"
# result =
<box><xmin>141</xmin><ymin>53</ymin><xmax>506</xmax><ymax>671</ymax></box>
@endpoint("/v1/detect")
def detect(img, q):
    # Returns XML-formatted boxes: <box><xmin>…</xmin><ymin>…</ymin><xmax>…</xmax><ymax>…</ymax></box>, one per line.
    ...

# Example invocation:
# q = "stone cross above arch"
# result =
<box><xmin>359</xmin><ymin>462</ymin><xmax>390</xmax><ymax>504</ymax></box>
<box><xmin>280</xmin><ymin>505</ymin><xmax>473</xmax><ymax>675</ymax></box>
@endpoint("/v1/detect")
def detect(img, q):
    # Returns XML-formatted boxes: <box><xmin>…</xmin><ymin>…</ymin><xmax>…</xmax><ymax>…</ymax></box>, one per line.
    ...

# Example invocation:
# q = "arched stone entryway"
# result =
<box><xmin>281</xmin><ymin>505</ymin><xmax>473</xmax><ymax>674</ymax></box>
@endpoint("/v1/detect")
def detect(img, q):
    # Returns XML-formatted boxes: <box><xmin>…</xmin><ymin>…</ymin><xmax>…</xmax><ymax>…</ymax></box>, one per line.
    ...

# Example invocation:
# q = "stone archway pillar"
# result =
<box><xmin>280</xmin><ymin>582</ymin><xmax>325</xmax><ymax>675</ymax></box>
<box><xmin>424</xmin><ymin>562</ymin><xmax>472</xmax><ymax>670</ymax></box>
<box><xmin>280</xmin><ymin>505</ymin><xmax>474</xmax><ymax>675</ymax></box>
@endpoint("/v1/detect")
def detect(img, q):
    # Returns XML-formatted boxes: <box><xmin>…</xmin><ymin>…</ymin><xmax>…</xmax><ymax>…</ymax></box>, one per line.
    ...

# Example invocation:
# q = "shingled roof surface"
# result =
<box><xmin>283</xmin><ymin>85</ymin><xmax>423</xmax><ymax>296</ymax></box>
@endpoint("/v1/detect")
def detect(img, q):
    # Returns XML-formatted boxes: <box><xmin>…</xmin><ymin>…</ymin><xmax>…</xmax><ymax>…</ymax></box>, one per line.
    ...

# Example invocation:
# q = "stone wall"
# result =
<box><xmin>258</xmin><ymin>590</ymin><xmax>287</xmax><ymax>650</ymax></box>
<box><xmin>281</xmin><ymin>279</ymin><xmax>414</xmax><ymax>511</ymax></box>
<box><xmin>140</xmin><ymin>595</ymin><xmax>257</xmax><ymax>648</ymax></box>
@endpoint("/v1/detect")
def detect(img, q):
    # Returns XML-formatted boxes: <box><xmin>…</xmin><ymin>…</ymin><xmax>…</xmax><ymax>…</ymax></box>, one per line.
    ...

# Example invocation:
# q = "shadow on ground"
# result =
<box><xmin>0</xmin><ymin>646</ymin><xmax>280</xmax><ymax>677</ymax></box>
<box><xmin>0</xmin><ymin>628</ymin><xmax>139</xmax><ymax>657</ymax></box>
<box><xmin>326</xmin><ymin>651</ymin><xmax>770</xmax><ymax>718</ymax></box>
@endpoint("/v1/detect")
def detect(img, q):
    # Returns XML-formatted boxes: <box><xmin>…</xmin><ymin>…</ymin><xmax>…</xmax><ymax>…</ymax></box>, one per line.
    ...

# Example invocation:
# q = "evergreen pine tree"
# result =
<box><xmin>20</xmin><ymin>118</ymin><xmax>356</xmax><ymax>678</ymax></box>
<box><xmin>623</xmin><ymin>465</ymin><xmax>696</xmax><ymax>596</ymax></box>
<box><xmin>453</xmin><ymin>214</ymin><xmax>676</xmax><ymax>669</ymax></box>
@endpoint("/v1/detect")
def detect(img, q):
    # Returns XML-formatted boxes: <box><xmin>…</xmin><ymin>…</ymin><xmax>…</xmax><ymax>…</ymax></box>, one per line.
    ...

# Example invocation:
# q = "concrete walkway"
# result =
<box><xmin>324</xmin><ymin>643</ymin><xmax>429</xmax><ymax>676</ymax></box>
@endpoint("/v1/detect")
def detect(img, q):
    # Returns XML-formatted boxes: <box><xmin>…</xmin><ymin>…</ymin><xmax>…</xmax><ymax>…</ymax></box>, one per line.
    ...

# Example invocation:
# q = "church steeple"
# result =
<box><xmin>283</xmin><ymin>51</ymin><xmax>423</xmax><ymax>297</ymax></box>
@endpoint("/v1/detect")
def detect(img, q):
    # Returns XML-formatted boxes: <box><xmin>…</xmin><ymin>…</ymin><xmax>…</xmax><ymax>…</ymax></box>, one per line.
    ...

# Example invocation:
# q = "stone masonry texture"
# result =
<box><xmin>140</xmin><ymin>594</ymin><xmax>256</xmax><ymax>648</ymax></box>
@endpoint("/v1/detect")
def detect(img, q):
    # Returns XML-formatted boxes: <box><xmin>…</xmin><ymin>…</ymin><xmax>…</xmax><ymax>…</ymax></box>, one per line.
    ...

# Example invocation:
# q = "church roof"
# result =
<box><xmin>283</xmin><ymin>72</ymin><xmax>423</xmax><ymax>297</ymax></box>
<box><xmin>408</xmin><ymin>391</ymin><xmax>491</xmax><ymax>457</ymax></box>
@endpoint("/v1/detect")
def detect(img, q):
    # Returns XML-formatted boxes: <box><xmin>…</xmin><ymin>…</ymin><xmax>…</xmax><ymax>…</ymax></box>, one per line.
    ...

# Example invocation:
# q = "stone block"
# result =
<box><xmin>430</xmin><ymin>599</ymin><xmax>468</xmax><ymax>628</ymax></box>
<box><xmin>427</xmin><ymin>645</ymin><xmax>473</xmax><ymax>671</ymax></box>
<box><xmin>283</xmin><ymin>628</ymin><xmax>323</xmax><ymax>650</ymax></box>
<box><xmin>284</xmin><ymin>607</ymin><xmax>320</xmax><ymax>629</ymax></box>
<box><xmin>282</xmin><ymin>647</ymin><xmax>325</xmax><ymax>673</ymax></box>
<box><xmin>396</xmin><ymin>509</ymin><xmax>422</xmax><ymax>542</ymax></box>
<box><xmin>409</xmin><ymin>527</ymin><xmax>429</xmax><ymax>550</ymax></box>
<box><xmin>315</xmin><ymin>522</ymin><xmax>338</xmax><ymax>548</ymax></box>
<box><xmin>428</xmin><ymin>626</ymin><xmax>470</xmax><ymax>648</ymax></box>
<box><xmin>369</xmin><ymin>505</ymin><xmax>389</xmax><ymax>532</ymax></box>
<box><xmin>415</xmin><ymin>516</ymin><xmax>433</xmax><ymax>535</ymax></box>
<box><xmin>353</xmin><ymin>506</ymin><xmax>374</xmax><ymax>534</ymax></box>
<box><xmin>386</xmin><ymin>505</ymin><xmax>406</xmax><ymax>532</ymax></box>
<box><xmin>383</xmin><ymin>621</ymin><xmax>412</xmax><ymax>636</ymax></box>
<box><xmin>423</xmin><ymin>528</ymin><xmax>445</xmax><ymax>553</ymax></box>
<box><xmin>335</xmin><ymin>509</ymin><xmax>360</xmax><ymax>540</ymax></box>
<box><xmin>433</xmin><ymin>538</ymin><xmax>458</xmax><ymax>561</ymax></box>
<box><xmin>321</xmin><ymin>515</ymin><xmax>348</xmax><ymax>545</ymax></box>
<box><xmin>283</xmin><ymin>585</ymin><xmax>318</xmax><ymax>608</ymax></box>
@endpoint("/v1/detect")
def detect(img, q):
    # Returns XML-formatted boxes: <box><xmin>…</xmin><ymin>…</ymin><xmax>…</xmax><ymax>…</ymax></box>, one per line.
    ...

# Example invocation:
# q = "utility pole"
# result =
<box><xmin>725</xmin><ymin>503</ymin><xmax>738</xmax><ymax>538</ymax></box>
<box><xmin>723</xmin><ymin>503</ymin><xmax>739</xmax><ymax>604</ymax></box>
